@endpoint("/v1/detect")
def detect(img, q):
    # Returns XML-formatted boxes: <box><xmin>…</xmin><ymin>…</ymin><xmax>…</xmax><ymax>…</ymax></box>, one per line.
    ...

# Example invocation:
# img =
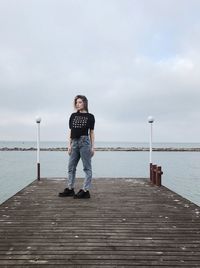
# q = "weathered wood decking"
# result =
<box><xmin>0</xmin><ymin>178</ymin><xmax>200</xmax><ymax>267</ymax></box>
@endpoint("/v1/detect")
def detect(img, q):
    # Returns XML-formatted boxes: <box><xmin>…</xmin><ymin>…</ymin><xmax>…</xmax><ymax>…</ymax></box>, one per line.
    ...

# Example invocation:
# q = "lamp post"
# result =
<box><xmin>148</xmin><ymin>116</ymin><xmax>154</xmax><ymax>182</ymax></box>
<box><xmin>36</xmin><ymin>116</ymin><xmax>41</xmax><ymax>181</ymax></box>
<box><xmin>148</xmin><ymin>116</ymin><xmax>154</xmax><ymax>164</ymax></box>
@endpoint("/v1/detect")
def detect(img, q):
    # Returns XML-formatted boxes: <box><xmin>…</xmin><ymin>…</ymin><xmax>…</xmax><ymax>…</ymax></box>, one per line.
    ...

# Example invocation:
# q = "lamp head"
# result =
<box><xmin>35</xmin><ymin>116</ymin><xmax>41</xmax><ymax>123</ymax></box>
<box><xmin>148</xmin><ymin>116</ymin><xmax>154</xmax><ymax>123</ymax></box>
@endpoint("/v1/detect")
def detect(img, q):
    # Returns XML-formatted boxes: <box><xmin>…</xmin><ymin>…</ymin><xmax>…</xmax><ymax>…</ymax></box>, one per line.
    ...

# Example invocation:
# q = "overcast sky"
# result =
<box><xmin>1</xmin><ymin>0</ymin><xmax>200</xmax><ymax>142</ymax></box>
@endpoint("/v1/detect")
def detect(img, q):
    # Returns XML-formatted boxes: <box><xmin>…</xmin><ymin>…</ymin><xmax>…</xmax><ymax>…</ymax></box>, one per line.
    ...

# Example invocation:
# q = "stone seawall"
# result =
<box><xmin>1</xmin><ymin>147</ymin><xmax>200</xmax><ymax>152</ymax></box>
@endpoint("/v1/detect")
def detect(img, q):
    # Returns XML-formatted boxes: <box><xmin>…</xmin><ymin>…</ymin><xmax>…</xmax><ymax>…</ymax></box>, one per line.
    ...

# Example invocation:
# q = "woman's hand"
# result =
<box><xmin>91</xmin><ymin>147</ymin><xmax>95</xmax><ymax>157</ymax></box>
<box><xmin>68</xmin><ymin>145</ymin><xmax>72</xmax><ymax>155</ymax></box>
<box><xmin>89</xmin><ymin>130</ymin><xmax>95</xmax><ymax>157</ymax></box>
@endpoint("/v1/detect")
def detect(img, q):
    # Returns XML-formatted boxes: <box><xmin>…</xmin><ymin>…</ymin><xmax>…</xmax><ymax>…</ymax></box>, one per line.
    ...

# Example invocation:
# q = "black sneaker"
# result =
<box><xmin>74</xmin><ymin>189</ymin><xmax>90</xmax><ymax>199</ymax></box>
<box><xmin>58</xmin><ymin>188</ymin><xmax>75</xmax><ymax>197</ymax></box>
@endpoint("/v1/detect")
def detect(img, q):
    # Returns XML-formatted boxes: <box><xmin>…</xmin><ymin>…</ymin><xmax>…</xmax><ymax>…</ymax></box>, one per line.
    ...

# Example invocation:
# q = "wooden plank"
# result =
<box><xmin>0</xmin><ymin>178</ymin><xmax>200</xmax><ymax>267</ymax></box>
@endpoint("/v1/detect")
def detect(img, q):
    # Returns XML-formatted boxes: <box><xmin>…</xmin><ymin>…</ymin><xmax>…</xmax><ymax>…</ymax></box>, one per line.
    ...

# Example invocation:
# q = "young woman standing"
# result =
<box><xmin>59</xmin><ymin>95</ymin><xmax>95</xmax><ymax>199</ymax></box>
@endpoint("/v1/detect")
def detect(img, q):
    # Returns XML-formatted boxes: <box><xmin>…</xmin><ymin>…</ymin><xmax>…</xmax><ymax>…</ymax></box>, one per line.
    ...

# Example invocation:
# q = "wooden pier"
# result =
<box><xmin>0</xmin><ymin>178</ymin><xmax>200</xmax><ymax>267</ymax></box>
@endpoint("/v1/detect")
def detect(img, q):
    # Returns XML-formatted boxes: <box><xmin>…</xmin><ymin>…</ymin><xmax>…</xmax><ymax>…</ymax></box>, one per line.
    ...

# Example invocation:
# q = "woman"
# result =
<box><xmin>59</xmin><ymin>95</ymin><xmax>95</xmax><ymax>199</ymax></box>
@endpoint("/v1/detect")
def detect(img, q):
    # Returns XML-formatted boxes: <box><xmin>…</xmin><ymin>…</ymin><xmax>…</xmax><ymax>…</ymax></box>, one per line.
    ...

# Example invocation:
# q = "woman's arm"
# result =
<box><xmin>89</xmin><ymin>129</ymin><xmax>95</xmax><ymax>156</ymax></box>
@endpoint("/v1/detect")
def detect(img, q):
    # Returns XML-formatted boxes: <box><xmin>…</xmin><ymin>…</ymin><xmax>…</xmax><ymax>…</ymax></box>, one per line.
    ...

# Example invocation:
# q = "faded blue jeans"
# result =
<box><xmin>67</xmin><ymin>136</ymin><xmax>92</xmax><ymax>191</ymax></box>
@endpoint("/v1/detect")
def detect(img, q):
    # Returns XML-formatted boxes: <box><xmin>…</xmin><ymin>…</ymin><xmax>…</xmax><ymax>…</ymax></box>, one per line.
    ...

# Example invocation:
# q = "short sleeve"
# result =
<box><xmin>89</xmin><ymin>114</ymin><xmax>95</xmax><ymax>130</ymax></box>
<box><xmin>69</xmin><ymin>114</ymin><xmax>72</xmax><ymax>129</ymax></box>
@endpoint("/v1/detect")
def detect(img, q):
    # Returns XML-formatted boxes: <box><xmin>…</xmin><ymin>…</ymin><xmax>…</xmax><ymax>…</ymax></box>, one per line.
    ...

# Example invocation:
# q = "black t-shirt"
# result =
<box><xmin>69</xmin><ymin>112</ymin><xmax>95</xmax><ymax>139</ymax></box>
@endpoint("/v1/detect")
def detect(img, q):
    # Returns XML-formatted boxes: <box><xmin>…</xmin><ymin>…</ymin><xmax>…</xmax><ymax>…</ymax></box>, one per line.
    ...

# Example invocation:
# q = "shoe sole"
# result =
<box><xmin>58</xmin><ymin>194</ymin><xmax>74</xmax><ymax>197</ymax></box>
<box><xmin>74</xmin><ymin>195</ymin><xmax>90</xmax><ymax>199</ymax></box>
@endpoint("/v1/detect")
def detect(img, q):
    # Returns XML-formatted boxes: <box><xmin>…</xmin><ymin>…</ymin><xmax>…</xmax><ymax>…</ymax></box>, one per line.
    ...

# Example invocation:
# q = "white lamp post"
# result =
<box><xmin>148</xmin><ymin>116</ymin><xmax>154</xmax><ymax>164</ymax></box>
<box><xmin>36</xmin><ymin>116</ymin><xmax>41</xmax><ymax>180</ymax></box>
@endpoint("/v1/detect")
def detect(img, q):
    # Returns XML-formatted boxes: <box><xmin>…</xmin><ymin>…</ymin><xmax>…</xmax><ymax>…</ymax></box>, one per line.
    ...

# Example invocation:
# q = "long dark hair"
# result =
<box><xmin>74</xmin><ymin>95</ymin><xmax>89</xmax><ymax>112</ymax></box>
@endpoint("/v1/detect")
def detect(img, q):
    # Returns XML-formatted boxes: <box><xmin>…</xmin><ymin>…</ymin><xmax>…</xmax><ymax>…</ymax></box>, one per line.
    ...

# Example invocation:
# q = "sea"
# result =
<box><xmin>0</xmin><ymin>141</ymin><xmax>200</xmax><ymax>207</ymax></box>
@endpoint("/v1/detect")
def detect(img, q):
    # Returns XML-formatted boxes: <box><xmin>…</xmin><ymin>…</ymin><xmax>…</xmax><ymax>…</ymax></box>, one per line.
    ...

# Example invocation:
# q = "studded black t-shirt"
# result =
<box><xmin>69</xmin><ymin>112</ymin><xmax>95</xmax><ymax>139</ymax></box>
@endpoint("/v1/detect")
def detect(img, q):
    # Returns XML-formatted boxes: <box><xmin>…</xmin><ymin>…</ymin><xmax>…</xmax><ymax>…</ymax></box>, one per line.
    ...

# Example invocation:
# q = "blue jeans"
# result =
<box><xmin>68</xmin><ymin>136</ymin><xmax>92</xmax><ymax>191</ymax></box>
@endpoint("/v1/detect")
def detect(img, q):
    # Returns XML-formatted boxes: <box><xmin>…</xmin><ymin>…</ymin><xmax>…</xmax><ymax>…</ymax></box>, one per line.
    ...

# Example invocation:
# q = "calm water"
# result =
<box><xmin>0</xmin><ymin>141</ymin><xmax>200</xmax><ymax>206</ymax></box>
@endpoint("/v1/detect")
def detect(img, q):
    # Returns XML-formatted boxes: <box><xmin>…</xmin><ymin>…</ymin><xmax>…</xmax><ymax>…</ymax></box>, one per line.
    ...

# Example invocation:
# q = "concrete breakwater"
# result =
<box><xmin>1</xmin><ymin>147</ymin><xmax>200</xmax><ymax>152</ymax></box>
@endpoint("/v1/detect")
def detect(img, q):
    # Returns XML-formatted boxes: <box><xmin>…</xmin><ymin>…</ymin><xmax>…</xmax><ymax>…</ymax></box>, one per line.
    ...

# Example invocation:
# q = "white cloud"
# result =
<box><xmin>1</xmin><ymin>0</ymin><xmax>200</xmax><ymax>142</ymax></box>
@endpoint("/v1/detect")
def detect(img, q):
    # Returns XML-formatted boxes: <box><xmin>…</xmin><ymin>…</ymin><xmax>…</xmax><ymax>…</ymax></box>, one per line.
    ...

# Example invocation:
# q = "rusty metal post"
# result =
<box><xmin>37</xmin><ymin>163</ymin><xmax>40</xmax><ymax>181</ymax></box>
<box><xmin>152</xmin><ymin>164</ymin><xmax>157</xmax><ymax>185</ymax></box>
<box><xmin>156</xmin><ymin>166</ymin><xmax>163</xmax><ymax>186</ymax></box>
<box><xmin>150</xmin><ymin>163</ymin><xmax>153</xmax><ymax>182</ymax></box>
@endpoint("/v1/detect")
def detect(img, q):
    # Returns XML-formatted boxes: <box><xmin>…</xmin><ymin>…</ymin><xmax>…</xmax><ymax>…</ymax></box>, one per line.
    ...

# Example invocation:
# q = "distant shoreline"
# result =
<box><xmin>1</xmin><ymin>147</ymin><xmax>200</xmax><ymax>152</ymax></box>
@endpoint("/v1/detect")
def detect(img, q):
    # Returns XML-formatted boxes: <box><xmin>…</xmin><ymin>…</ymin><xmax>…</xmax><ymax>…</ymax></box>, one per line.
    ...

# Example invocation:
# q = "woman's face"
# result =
<box><xmin>75</xmin><ymin>98</ymin><xmax>85</xmax><ymax>111</ymax></box>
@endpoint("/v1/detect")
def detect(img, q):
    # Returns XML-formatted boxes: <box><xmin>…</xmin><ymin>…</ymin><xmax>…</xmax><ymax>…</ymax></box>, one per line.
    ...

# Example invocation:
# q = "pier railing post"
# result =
<box><xmin>150</xmin><ymin>163</ymin><xmax>153</xmax><ymax>182</ymax></box>
<box><xmin>156</xmin><ymin>166</ymin><xmax>163</xmax><ymax>187</ymax></box>
<box><xmin>150</xmin><ymin>164</ymin><xmax>163</xmax><ymax>186</ymax></box>
<box><xmin>37</xmin><ymin>163</ymin><xmax>40</xmax><ymax>181</ymax></box>
<box><xmin>152</xmin><ymin>164</ymin><xmax>157</xmax><ymax>185</ymax></box>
